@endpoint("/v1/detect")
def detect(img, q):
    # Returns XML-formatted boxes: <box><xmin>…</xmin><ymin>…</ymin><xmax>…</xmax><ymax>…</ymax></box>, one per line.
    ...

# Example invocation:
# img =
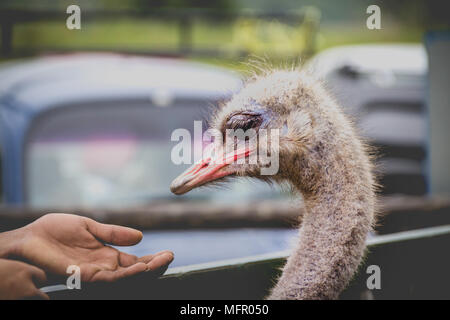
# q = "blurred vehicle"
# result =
<box><xmin>308</xmin><ymin>44</ymin><xmax>428</xmax><ymax>195</ymax></box>
<box><xmin>0</xmin><ymin>53</ymin><xmax>286</xmax><ymax>208</ymax></box>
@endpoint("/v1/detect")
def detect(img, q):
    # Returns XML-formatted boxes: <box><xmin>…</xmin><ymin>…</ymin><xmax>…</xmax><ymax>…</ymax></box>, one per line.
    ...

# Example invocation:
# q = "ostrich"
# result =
<box><xmin>170</xmin><ymin>68</ymin><xmax>376</xmax><ymax>300</ymax></box>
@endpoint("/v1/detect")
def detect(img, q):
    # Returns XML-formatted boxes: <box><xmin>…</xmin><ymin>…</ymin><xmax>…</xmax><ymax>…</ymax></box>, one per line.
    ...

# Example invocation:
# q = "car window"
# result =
<box><xmin>25</xmin><ymin>100</ymin><xmax>285</xmax><ymax>209</ymax></box>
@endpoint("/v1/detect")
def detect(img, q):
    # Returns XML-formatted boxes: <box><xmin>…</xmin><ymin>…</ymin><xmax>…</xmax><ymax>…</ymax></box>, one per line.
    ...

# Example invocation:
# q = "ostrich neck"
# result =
<box><xmin>269</xmin><ymin>138</ymin><xmax>375</xmax><ymax>300</ymax></box>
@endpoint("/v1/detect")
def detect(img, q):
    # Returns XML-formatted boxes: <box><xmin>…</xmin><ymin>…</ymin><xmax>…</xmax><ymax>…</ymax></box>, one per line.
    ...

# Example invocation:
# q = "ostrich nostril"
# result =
<box><xmin>193</xmin><ymin>159</ymin><xmax>210</xmax><ymax>175</ymax></box>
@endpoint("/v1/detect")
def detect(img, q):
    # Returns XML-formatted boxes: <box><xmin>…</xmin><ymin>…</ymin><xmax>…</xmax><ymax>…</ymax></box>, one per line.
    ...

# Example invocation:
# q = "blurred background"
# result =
<box><xmin>1</xmin><ymin>0</ymin><xmax>448</xmax><ymax>63</ymax></box>
<box><xmin>0</xmin><ymin>0</ymin><xmax>449</xmax><ymax>299</ymax></box>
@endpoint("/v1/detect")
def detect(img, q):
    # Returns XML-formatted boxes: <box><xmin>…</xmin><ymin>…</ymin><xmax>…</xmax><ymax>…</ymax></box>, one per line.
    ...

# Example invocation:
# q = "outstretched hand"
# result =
<box><xmin>15</xmin><ymin>213</ymin><xmax>173</xmax><ymax>282</ymax></box>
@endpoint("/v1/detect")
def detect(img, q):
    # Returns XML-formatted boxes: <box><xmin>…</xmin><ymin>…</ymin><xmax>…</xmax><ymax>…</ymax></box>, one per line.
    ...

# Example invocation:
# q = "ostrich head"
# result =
<box><xmin>170</xmin><ymin>70</ymin><xmax>321</xmax><ymax>195</ymax></box>
<box><xmin>170</xmin><ymin>69</ymin><xmax>375</xmax><ymax>300</ymax></box>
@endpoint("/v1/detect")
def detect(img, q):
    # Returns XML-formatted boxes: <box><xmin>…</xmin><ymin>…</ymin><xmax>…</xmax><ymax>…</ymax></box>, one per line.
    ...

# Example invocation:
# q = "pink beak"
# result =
<box><xmin>170</xmin><ymin>142</ymin><xmax>252</xmax><ymax>195</ymax></box>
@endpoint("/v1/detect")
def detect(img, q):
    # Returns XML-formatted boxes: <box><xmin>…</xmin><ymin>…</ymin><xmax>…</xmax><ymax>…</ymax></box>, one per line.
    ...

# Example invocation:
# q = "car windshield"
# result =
<box><xmin>26</xmin><ymin>99</ymin><xmax>285</xmax><ymax>208</ymax></box>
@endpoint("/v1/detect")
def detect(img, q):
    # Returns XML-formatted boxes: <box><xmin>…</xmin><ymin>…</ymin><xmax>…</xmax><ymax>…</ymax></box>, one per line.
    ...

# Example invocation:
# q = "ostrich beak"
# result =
<box><xmin>170</xmin><ymin>142</ymin><xmax>252</xmax><ymax>195</ymax></box>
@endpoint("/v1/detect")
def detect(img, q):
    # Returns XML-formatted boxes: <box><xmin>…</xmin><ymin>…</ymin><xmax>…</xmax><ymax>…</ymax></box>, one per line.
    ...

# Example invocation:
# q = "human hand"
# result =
<box><xmin>0</xmin><ymin>258</ymin><xmax>48</xmax><ymax>300</ymax></box>
<box><xmin>14</xmin><ymin>213</ymin><xmax>173</xmax><ymax>282</ymax></box>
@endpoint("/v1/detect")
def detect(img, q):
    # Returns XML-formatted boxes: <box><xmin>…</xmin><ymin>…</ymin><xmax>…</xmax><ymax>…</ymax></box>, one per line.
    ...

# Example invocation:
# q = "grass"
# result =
<box><xmin>2</xmin><ymin>19</ymin><xmax>425</xmax><ymax>70</ymax></box>
<box><xmin>12</xmin><ymin>19</ymin><xmax>181</xmax><ymax>50</ymax></box>
<box><xmin>317</xmin><ymin>23</ymin><xmax>424</xmax><ymax>51</ymax></box>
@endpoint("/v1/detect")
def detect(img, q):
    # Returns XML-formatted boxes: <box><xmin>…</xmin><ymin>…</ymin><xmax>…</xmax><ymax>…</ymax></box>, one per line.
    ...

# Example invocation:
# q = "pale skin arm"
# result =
<box><xmin>0</xmin><ymin>213</ymin><xmax>174</xmax><ymax>282</ymax></box>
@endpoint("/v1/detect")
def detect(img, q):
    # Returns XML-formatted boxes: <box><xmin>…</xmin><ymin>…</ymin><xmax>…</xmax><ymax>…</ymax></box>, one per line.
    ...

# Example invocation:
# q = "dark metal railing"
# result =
<box><xmin>1</xmin><ymin>195</ymin><xmax>449</xmax><ymax>232</ymax></box>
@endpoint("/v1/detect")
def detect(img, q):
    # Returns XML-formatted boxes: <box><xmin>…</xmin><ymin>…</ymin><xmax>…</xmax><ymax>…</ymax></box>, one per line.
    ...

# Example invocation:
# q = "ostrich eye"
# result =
<box><xmin>225</xmin><ymin>111</ymin><xmax>263</xmax><ymax>132</ymax></box>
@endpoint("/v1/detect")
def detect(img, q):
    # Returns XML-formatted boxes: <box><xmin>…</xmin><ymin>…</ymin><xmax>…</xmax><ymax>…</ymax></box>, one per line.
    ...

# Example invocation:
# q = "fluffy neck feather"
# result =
<box><xmin>269</xmin><ymin>113</ymin><xmax>375</xmax><ymax>300</ymax></box>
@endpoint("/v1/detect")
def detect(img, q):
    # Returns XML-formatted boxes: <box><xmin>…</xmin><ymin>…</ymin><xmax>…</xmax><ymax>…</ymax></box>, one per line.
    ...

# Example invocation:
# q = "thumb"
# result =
<box><xmin>85</xmin><ymin>218</ymin><xmax>143</xmax><ymax>246</ymax></box>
